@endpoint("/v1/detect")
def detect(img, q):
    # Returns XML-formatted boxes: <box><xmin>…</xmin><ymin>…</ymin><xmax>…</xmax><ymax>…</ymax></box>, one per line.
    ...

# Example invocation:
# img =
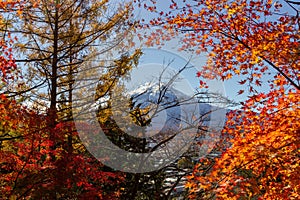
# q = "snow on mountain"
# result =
<box><xmin>128</xmin><ymin>82</ymin><xmax>220</xmax><ymax>136</ymax></box>
<box><xmin>125</xmin><ymin>82</ymin><xmax>228</xmax><ymax>175</ymax></box>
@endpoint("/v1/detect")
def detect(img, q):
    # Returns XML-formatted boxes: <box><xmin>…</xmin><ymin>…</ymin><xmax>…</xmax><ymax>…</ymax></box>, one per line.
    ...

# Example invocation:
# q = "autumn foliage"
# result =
<box><xmin>1</xmin><ymin>0</ymin><xmax>300</xmax><ymax>199</ymax></box>
<box><xmin>139</xmin><ymin>0</ymin><xmax>300</xmax><ymax>199</ymax></box>
<box><xmin>187</xmin><ymin>87</ymin><xmax>299</xmax><ymax>199</ymax></box>
<box><xmin>0</xmin><ymin>1</ymin><xmax>123</xmax><ymax>199</ymax></box>
<box><xmin>0</xmin><ymin>101</ymin><xmax>123</xmax><ymax>199</ymax></box>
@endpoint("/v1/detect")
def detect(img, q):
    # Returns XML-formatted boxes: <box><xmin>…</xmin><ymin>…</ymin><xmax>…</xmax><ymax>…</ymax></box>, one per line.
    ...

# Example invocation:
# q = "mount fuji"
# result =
<box><xmin>127</xmin><ymin>82</ymin><xmax>223</xmax><ymax>136</ymax></box>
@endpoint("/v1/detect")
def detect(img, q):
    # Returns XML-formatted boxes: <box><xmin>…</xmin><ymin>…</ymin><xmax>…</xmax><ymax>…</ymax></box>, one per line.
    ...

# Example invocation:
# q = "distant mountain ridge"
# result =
<box><xmin>128</xmin><ymin>82</ymin><xmax>218</xmax><ymax>134</ymax></box>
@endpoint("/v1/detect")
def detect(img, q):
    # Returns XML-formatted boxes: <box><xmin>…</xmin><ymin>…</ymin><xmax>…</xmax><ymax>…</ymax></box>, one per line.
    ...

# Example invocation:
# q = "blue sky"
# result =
<box><xmin>130</xmin><ymin>0</ymin><xmax>294</xmax><ymax>105</ymax></box>
<box><xmin>11</xmin><ymin>0</ymin><xmax>294</xmax><ymax>107</ymax></box>
<box><xmin>131</xmin><ymin>0</ymin><xmax>245</xmax><ymax>104</ymax></box>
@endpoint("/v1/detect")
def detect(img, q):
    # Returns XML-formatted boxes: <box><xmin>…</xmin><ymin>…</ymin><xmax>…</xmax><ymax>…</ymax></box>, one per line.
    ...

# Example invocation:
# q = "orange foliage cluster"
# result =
<box><xmin>187</xmin><ymin>86</ymin><xmax>299</xmax><ymax>199</ymax></box>
<box><xmin>139</xmin><ymin>0</ymin><xmax>300</xmax><ymax>199</ymax></box>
